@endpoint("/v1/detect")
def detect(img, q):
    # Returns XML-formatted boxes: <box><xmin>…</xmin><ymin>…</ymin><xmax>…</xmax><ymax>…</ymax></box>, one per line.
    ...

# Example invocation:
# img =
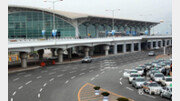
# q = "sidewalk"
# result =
<box><xmin>78</xmin><ymin>83</ymin><xmax>134</xmax><ymax>101</ymax></box>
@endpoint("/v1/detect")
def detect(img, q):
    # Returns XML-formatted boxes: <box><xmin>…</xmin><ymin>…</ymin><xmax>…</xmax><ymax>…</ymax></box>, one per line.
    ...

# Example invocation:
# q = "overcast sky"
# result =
<box><xmin>8</xmin><ymin>0</ymin><xmax>172</xmax><ymax>34</ymax></box>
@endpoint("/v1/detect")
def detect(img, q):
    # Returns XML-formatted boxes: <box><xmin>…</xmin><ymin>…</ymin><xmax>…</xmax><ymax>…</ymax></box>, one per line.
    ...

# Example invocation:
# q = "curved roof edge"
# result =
<box><xmin>8</xmin><ymin>4</ymin><xmax>159</xmax><ymax>24</ymax></box>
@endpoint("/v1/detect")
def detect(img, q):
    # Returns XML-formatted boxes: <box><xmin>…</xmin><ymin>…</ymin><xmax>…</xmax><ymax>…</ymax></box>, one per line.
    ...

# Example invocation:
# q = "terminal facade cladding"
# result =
<box><xmin>8</xmin><ymin>6</ymin><xmax>159</xmax><ymax>39</ymax></box>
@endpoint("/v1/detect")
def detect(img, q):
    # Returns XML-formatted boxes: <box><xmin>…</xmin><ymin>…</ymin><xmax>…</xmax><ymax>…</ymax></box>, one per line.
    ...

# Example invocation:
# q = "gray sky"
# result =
<box><xmin>8</xmin><ymin>0</ymin><xmax>172</xmax><ymax>34</ymax></box>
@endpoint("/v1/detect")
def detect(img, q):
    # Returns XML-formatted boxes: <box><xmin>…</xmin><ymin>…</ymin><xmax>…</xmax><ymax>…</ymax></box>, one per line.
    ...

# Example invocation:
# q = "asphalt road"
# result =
<box><xmin>8</xmin><ymin>49</ymin><xmax>171</xmax><ymax>101</ymax></box>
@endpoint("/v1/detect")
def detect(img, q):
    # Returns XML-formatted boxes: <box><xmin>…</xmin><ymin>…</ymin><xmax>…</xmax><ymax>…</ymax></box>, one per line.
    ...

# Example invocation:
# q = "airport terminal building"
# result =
<box><xmin>8</xmin><ymin>5</ymin><xmax>159</xmax><ymax>39</ymax></box>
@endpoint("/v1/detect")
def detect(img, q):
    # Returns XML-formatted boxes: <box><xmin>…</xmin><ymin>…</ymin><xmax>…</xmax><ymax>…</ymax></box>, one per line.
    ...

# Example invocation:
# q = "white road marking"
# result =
<box><xmin>12</xmin><ymin>91</ymin><xmax>16</xmax><ymax>96</ymax></box>
<box><xmin>65</xmin><ymin>80</ymin><xmax>69</xmax><ymax>84</ymax></box>
<box><xmin>143</xmin><ymin>94</ymin><xmax>156</xmax><ymax>99</ymax></box>
<box><xmin>43</xmin><ymin>83</ymin><xmax>47</xmax><ymax>87</ymax></box>
<box><xmin>95</xmin><ymin>74</ymin><xmax>99</xmax><ymax>77</ymax></box>
<box><xmin>89</xmin><ymin>70</ymin><xmax>94</xmax><ymax>72</ymax></box>
<box><xmin>18</xmin><ymin>86</ymin><xmax>23</xmax><ymax>90</ymax></box>
<box><xmin>25</xmin><ymin>80</ymin><xmax>32</xmax><ymax>85</ymax></box>
<box><xmin>24</xmin><ymin>74</ymin><xmax>31</xmax><ymax>77</ymax></box>
<box><xmin>81</xmin><ymin>68</ymin><xmax>86</xmax><ymax>71</ymax></box>
<box><xmin>10</xmin><ymin>98</ymin><xmax>13</xmax><ymax>101</ymax></box>
<box><xmin>100</xmin><ymin>71</ymin><xmax>105</xmax><ymax>74</ymax></box>
<box><xmin>120</xmin><ymin>77</ymin><xmax>122</xmax><ymax>81</ymax></box>
<box><xmin>61</xmin><ymin>70</ymin><xmax>67</xmax><ymax>72</ymax></box>
<box><xmin>57</xmin><ymin>74</ymin><xmax>64</xmax><ymax>77</ymax></box>
<box><xmin>52</xmin><ymin>68</ymin><xmax>59</xmax><ymax>71</ymax></box>
<box><xmin>71</xmin><ymin>76</ymin><xmax>76</xmax><ymax>79</ymax></box>
<box><xmin>49</xmin><ymin>78</ymin><xmax>54</xmax><ymax>82</ymax></box>
<box><xmin>126</xmin><ymin>87</ymin><xmax>134</xmax><ymax>91</ymax></box>
<box><xmin>38</xmin><ymin>93</ymin><xmax>40</xmax><ymax>98</ymax></box>
<box><xmin>79</xmin><ymin>73</ymin><xmax>85</xmax><ymax>75</ymax></box>
<box><xmin>13</xmin><ymin>78</ymin><xmax>19</xmax><ymax>81</ymax></box>
<box><xmin>72</xmin><ymin>67</ymin><xmax>78</xmax><ymax>70</ymax></box>
<box><xmin>36</xmin><ymin>76</ymin><xmax>42</xmax><ymax>79</ymax></box>
<box><xmin>70</xmin><ymin>71</ymin><xmax>76</xmax><ymax>73</ymax></box>
<box><xmin>90</xmin><ymin>77</ymin><xmax>95</xmax><ymax>81</ymax></box>
<box><xmin>39</xmin><ymin>88</ymin><xmax>43</xmax><ymax>92</ymax></box>
<box><xmin>49</xmin><ymin>72</ymin><xmax>56</xmax><ymax>75</ymax></box>
<box><xmin>120</xmin><ymin>82</ymin><xmax>122</xmax><ymax>85</ymax></box>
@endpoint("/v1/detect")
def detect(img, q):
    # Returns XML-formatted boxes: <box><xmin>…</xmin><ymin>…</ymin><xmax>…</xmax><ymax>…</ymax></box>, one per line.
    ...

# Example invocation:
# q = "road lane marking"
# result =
<box><xmin>18</xmin><ymin>86</ymin><xmax>23</xmax><ymax>90</ymax></box>
<box><xmin>10</xmin><ymin>98</ymin><xmax>13</xmax><ymax>101</ymax></box>
<box><xmin>95</xmin><ymin>74</ymin><xmax>99</xmax><ymax>77</ymax></box>
<box><xmin>36</xmin><ymin>76</ymin><xmax>42</xmax><ymax>79</ymax></box>
<box><xmin>65</xmin><ymin>80</ymin><xmax>69</xmax><ymax>84</ymax></box>
<box><xmin>126</xmin><ymin>87</ymin><xmax>134</xmax><ymax>91</ymax></box>
<box><xmin>100</xmin><ymin>71</ymin><xmax>105</xmax><ymax>74</ymax></box>
<box><xmin>24</xmin><ymin>74</ymin><xmax>31</xmax><ymax>77</ymax></box>
<box><xmin>71</xmin><ymin>76</ymin><xmax>76</xmax><ymax>79</ymax></box>
<box><xmin>81</xmin><ymin>68</ymin><xmax>86</xmax><ymax>71</ymax></box>
<box><xmin>12</xmin><ymin>91</ymin><xmax>16</xmax><ymax>96</ymax></box>
<box><xmin>89</xmin><ymin>70</ymin><xmax>94</xmax><ymax>72</ymax></box>
<box><xmin>90</xmin><ymin>77</ymin><xmax>95</xmax><ymax>81</ymax></box>
<box><xmin>39</xmin><ymin>88</ymin><xmax>43</xmax><ymax>92</ymax></box>
<box><xmin>120</xmin><ymin>82</ymin><xmax>122</xmax><ymax>85</ymax></box>
<box><xmin>79</xmin><ymin>73</ymin><xmax>85</xmax><ymax>75</ymax></box>
<box><xmin>25</xmin><ymin>81</ymin><xmax>32</xmax><ymax>85</ymax></box>
<box><xmin>120</xmin><ymin>77</ymin><xmax>122</xmax><ymax>81</ymax></box>
<box><xmin>49</xmin><ymin>78</ymin><xmax>54</xmax><ymax>82</ymax></box>
<box><xmin>43</xmin><ymin>83</ymin><xmax>47</xmax><ymax>87</ymax></box>
<box><xmin>13</xmin><ymin>78</ymin><xmax>19</xmax><ymax>81</ymax></box>
<box><xmin>49</xmin><ymin>72</ymin><xmax>56</xmax><ymax>75</ymax></box>
<box><xmin>38</xmin><ymin>93</ymin><xmax>40</xmax><ymax>98</ymax></box>
<box><xmin>70</xmin><ymin>71</ymin><xmax>76</xmax><ymax>73</ymax></box>
<box><xmin>57</xmin><ymin>74</ymin><xmax>64</xmax><ymax>77</ymax></box>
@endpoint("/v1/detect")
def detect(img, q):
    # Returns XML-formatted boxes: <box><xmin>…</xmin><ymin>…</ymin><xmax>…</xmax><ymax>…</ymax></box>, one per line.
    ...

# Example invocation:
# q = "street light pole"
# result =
<box><xmin>44</xmin><ymin>0</ymin><xmax>63</xmax><ymax>39</ymax></box>
<box><xmin>106</xmin><ymin>9</ymin><xmax>120</xmax><ymax>34</ymax></box>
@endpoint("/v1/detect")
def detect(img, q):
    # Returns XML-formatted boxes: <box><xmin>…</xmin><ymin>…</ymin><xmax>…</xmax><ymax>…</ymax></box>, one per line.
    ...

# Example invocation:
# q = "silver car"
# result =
<box><xmin>132</xmin><ymin>77</ymin><xmax>146</xmax><ymax>89</ymax></box>
<box><xmin>152</xmin><ymin>73</ymin><xmax>164</xmax><ymax>82</ymax></box>
<box><xmin>81</xmin><ymin>56</ymin><xmax>92</xmax><ymax>63</ymax></box>
<box><xmin>160</xmin><ymin>86</ymin><xmax>172</xmax><ymax>100</ymax></box>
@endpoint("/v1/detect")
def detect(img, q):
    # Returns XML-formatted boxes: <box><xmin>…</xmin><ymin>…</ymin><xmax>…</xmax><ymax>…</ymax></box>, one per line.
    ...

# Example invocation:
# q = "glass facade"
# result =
<box><xmin>8</xmin><ymin>11</ymin><xmax>75</xmax><ymax>39</ymax></box>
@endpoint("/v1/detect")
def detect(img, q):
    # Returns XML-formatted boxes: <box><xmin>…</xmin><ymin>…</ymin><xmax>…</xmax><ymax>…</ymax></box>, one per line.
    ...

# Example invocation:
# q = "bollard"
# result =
<box><xmin>52</xmin><ymin>60</ymin><xmax>55</xmax><ymax>65</ymax></box>
<box><xmin>40</xmin><ymin>62</ymin><xmax>46</xmax><ymax>67</ymax></box>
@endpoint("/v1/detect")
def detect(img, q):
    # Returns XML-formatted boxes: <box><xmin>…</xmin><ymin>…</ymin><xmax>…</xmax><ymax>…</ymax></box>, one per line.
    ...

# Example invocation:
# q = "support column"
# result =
<box><xmin>57</xmin><ymin>49</ymin><xmax>63</xmax><ymax>63</ymax></box>
<box><xmin>85</xmin><ymin>47</ymin><xmax>89</xmax><ymax>57</ymax></box>
<box><xmin>104</xmin><ymin>45</ymin><xmax>110</xmax><ymax>56</ymax></box>
<box><xmin>20</xmin><ymin>52</ymin><xmax>28</xmax><ymax>68</ymax></box>
<box><xmin>89</xmin><ymin>47</ymin><xmax>94</xmax><ymax>56</ymax></box>
<box><xmin>113</xmin><ymin>43</ymin><xmax>117</xmax><ymax>54</ymax></box>
<box><xmin>38</xmin><ymin>49</ymin><xmax>44</xmax><ymax>60</ymax></box>
<box><xmin>51</xmin><ymin>48</ymin><xmax>56</xmax><ymax>57</ymax></box>
<box><xmin>138</xmin><ymin>42</ymin><xmax>141</xmax><ymax>51</ymax></box>
<box><xmin>131</xmin><ymin>42</ymin><xmax>134</xmax><ymax>52</ymax></box>
<box><xmin>148</xmin><ymin>27</ymin><xmax>151</xmax><ymax>35</ymax></box>
<box><xmin>68</xmin><ymin>48</ymin><xmax>72</xmax><ymax>59</ymax></box>
<box><xmin>161</xmin><ymin>40</ymin><xmax>163</xmax><ymax>48</ymax></box>
<box><xmin>156</xmin><ymin>40</ymin><xmax>158</xmax><ymax>48</ymax></box>
<box><xmin>169</xmin><ymin>39</ymin><xmax>172</xmax><ymax>46</ymax></box>
<box><xmin>123</xmin><ymin>43</ymin><xmax>126</xmax><ymax>53</ymax></box>
<box><xmin>150</xmin><ymin>41</ymin><xmax>153</xmax><ymax>49</ymax></box>
<box><xmin>165</xmin><ymin>40</ymin><xmax>167</xmax><ymax>47</ymax></box>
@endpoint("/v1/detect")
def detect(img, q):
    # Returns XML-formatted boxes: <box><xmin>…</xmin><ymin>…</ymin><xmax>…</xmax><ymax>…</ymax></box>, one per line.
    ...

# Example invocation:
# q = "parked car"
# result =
<box><xmin>81</xmin><ymin>56</ymin><xmax>92</xmax><ymax>63</ymax></box>
<box><xmin>123</xmin><ymin>69</ymin><xmax>138</xmax><ymax>78</ymax></box>
<box><xmin>148</xmin><ymin>51</ymin><xmax>155</xmax><ymax>56</ymax></box>
<box><xmin>135</xmin><ymin>67</ymin><xmax>144</xmax><ymax>75</ymax></box>
<box><xmin>142</xmin><ymin>81</ymin><xmax>162</xmax><ymax>95</ymax></box>
<box><xmin>152</xmin><ymin>73</ymin><xmax>164</xmax><ymax>83</ymax></box>
<box><xmin>160</xmin><ymin>76</ymin><xmax>172</xmax><ymax>86</ymax></box>
<box><xmin>132</xmin><ymin>77</ymin><xmax>146</xmax><ymax>89</ymax></box>
<box><xmin>128</xmin><ymin>73</ymin><xmax>140</xmax><ymax>84</ymax></box>
<box><xmin>160</xmin><ymin>86</ymin><xmax>172</xmax><ymax>100</ymax></box>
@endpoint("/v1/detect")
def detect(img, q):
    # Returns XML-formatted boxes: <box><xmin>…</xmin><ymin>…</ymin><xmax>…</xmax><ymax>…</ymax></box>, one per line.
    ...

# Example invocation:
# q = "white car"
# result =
<box><xmin>135</xmin><ymin>67</ymin><xmax>144</xmax><ymax>75</ymax></box>
<box><xmin>123</xmin><ymin>69</ymin><xmax>138</xmax><ymax>78</ymax></box>
<box><xmin>143</xmin><ymin>82</ymin><xmax>162</xmax><ymax>95</ymax></box>
<box><xmin>160</xmin><ymin>76</ymin><xmax>172</xmax><ymax>86</ymax></box>
<box><xmin>148</xmin><ymin>51</ymin><xmax>155</xmax><ymax>56</ymax></box>
<box><xmin>128</xmin><ymin>73</ymin><xmax>140</xmax><ymax>84</ymax></box>
<box><xmin>132</xmin><ymin>77</ymin><xmax>146</xmax><ymax>89</ymax></box>
<box><xmin>152</xmin><ymin>73</ymin><xmax>164</xmax><ymax>82</ymax></box>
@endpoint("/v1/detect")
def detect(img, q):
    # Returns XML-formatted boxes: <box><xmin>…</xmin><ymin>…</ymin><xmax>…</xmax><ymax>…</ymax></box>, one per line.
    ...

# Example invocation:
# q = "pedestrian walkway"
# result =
<box><xmin>78</xmin><ymin>83</ymin><xmax>134</xmax><ymax>101</ymax></box>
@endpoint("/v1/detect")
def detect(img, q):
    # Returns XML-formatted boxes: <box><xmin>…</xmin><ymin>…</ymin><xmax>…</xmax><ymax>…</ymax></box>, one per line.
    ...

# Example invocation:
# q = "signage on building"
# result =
<box><xmin>52</xmin><ymin>29</ymin><xmax>57</xmax><ymax>37</ymax></box>
<box><xmin>42</xmin><ymin>30</ymin><xmax>45</xmax><ymax>35</ymax></box>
